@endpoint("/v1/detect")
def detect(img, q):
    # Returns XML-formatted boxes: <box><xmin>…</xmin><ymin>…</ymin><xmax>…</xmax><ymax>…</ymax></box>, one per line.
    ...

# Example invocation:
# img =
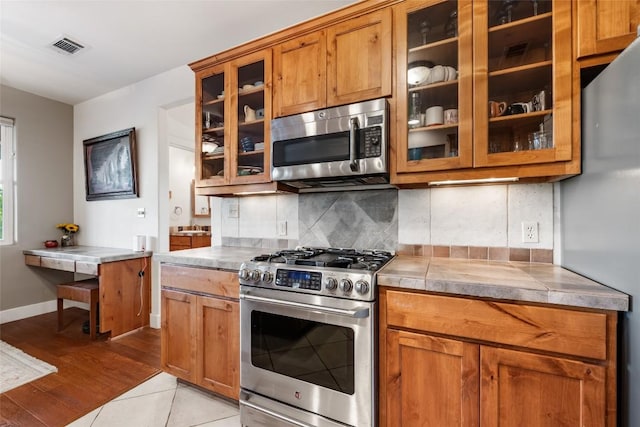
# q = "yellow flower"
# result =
<box><xmin>56</xmin><ymin>223</ymin><xmax>80</xmax><ymax>233</ymax></box>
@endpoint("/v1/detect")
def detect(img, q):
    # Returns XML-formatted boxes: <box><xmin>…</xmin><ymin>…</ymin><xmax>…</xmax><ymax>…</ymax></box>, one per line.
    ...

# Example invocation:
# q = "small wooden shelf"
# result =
<box><xmin>409</xmin><ymin>123</ymin><xmax>458</xmax><ymax>132</ymax></box>
<box><xmin>237</xmin><ymin>149</ymin><xmax>264</xmax><ymax>157</ymax></box>
<box><xmin>489</xmin><ymin>109</ymin><xmax>552</xmax><ymax>124</ymax></box>
<box><xmin>203</xmin><ymin>97</ymin><xmax>225</xmax><ymax>106</ymax></box>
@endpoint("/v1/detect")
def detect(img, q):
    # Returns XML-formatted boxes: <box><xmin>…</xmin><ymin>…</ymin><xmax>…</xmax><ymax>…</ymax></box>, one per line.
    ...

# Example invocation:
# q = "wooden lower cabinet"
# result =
<box><xmin>161</xmin><ymin>290</ymin><xmax>197</xmax><ymax>382</ymax></box>
<box><xmin>386</xmin><ymin>329</ymin><xmax>479</xmax><ymax>426</ymax></box>
<box><xmin>480</xmin><ymin>346</ymin><xmax>605</xmax><ymax>426</ymax></box>
<box><xmin>161</xmin><ymin>265</ymin><xmax>239</xmax><ymax>400</ymax></box>
<box><xmin>197</xmin><ymin>295</ymin><xmax>239</xmax><ymax>397</ymax></box>
<box><xmin>380</xmin><ymin>288</ymin><xmax>616</xmax><ymax>427</ymax></box>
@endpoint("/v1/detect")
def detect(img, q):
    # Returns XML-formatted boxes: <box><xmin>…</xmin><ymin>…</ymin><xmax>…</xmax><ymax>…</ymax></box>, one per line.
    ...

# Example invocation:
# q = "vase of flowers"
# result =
<box><xmin>57</xmin><ymin>223</ymin><xmax>79</xmax><ymax>247</ymax></box>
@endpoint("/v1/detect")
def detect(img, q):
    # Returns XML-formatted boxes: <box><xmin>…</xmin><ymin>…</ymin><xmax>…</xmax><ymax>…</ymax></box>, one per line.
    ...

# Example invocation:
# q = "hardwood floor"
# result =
<box><xmin>0</xmin><ymin>307</ymin><xmax>161</xmax><ymax>427</ymax></box>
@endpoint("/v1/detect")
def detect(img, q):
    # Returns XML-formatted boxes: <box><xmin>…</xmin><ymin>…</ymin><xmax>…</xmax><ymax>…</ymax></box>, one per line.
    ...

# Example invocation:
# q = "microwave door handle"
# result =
<box><xmin>240</xmin><ymin>293</ymin><xmax>370</xmax><ymax>319</ymax></box>
<box><xmin>349</xmin><ymin>117</ymin><xmax>359</xmax><ymax>172</ymax></box>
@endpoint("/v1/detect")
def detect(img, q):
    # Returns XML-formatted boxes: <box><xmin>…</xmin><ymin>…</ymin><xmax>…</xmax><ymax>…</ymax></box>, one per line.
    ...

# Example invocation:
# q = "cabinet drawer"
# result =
<box><xmin>170</xmin><ymin>236</ymin><xmax>192</xmax><ymax>246</ymax></box>
<box><xmin>25</xmin><ymin>255</ymin><xmax>41</xmax><ymax>266</ymax></box>
<box><xmin>76</xmin><ymin>261</ymin><xmax>98</xmax><ymax>275</ymax></box>
<box><xmin>161</xmin><ymin>264</ymin><xmax>239</xmax><ymax>299</ymax></box>
<box><xmin>40</xmin><ymin>257</ymin><xmax>75</xmax><ymax>272</ymax></box>
<box><xmin>385</xmin><ymin>290</ymin><xmax>608</xmax><ymax>360</ymax></box>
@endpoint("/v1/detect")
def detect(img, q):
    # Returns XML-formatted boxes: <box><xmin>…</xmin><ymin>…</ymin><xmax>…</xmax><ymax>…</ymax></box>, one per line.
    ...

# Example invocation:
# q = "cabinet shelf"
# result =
<box><xmin>410</xmin><ymin>123</ymin><xmax>458</xmax><ymax>133</ymax></box>
<box><xmin>409</xmin><ymin>79</ymin><xmax>458</xmax><ymax>92</ymax></box>
<box><xmin>489</xmin><ymin>11</ymin><xmax>552</xmax><ymax>33</ymax></box>
<box><xmin>203</xmin><ymin>97</ymin><xmax>225</xmax><ymax>107</ymax></box>
<box><xmin>409</xmin><ymin>37</ymin><xmax>458</xmax><ymax>67</ymax></box>
<box><xmin>489</xmin><ymin>60</ymin><xmax>551</xmax><ymax>78</ymax></box>
<box><xmin>237</xmin><ymin>149</ymin><xmax>264</xmax><ymax>157</ymax></box>
<box><xmin>409</xmin><ymin>36</ymin><xmax>458</xmax><ymax>54</ymax></box>
<box><xmin>489</xmin><ymin>109</ymin><xmax>551</xmax><ymax>124</ymax></box>
<box><xmin>203</xmin><ymin>126</ymin><xmax>224</xmax><ymax>133</ymax></box>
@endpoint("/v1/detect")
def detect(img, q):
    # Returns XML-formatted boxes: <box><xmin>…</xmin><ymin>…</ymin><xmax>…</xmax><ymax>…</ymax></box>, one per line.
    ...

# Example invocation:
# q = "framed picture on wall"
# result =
<box><xmin>83</xmin><ymin>127</ymin><xmax>138</xmax><ymax>201</ymax></box>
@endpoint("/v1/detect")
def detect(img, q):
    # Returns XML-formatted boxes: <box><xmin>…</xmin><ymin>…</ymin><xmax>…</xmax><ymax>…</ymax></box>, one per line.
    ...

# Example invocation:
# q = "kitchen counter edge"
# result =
<box><xmin>379</xmin><ymin>255</ymin><xmax>629</xmax><ymax>312</ymax></box>
<box><xmin>153</xmin><ymin>248</ymin><xmax>629</xmax><ymax>312</ymax></box>
<box><xmin>23</xmin><ymin>246</ymin><xmax>152</xmax><ymax>264</ymax></box>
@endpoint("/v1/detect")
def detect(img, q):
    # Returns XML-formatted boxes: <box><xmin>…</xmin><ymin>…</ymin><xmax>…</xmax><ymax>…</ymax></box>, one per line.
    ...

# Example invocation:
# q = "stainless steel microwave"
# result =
<box><xmin>270</xmin><ymin>98</ymin><xmax>389</xmax><ymax>191</ymax></box>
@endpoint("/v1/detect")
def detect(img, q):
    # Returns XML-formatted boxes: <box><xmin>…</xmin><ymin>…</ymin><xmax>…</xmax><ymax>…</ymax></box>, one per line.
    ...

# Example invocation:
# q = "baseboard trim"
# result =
<box><xmin>0</xmin><ymin>300</ymin><xmax>88</xmax><ymax>325</ymax></box>
<box><xmin>149</xmin><ymin>312</ymin><xmax>161</xmax><ymax>329</ymax></box>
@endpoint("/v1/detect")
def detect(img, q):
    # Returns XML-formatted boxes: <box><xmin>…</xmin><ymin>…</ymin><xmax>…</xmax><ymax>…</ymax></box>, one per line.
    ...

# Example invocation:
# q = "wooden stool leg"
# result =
<box><xmin>89</xmin><ymin>298</ymin><xmax>98</xmax><ymax>340</ymax></box>
<box><xmin>57</xmin><ymin>298</ymin><xmax>64</xmax><ymax>332</ymax></box>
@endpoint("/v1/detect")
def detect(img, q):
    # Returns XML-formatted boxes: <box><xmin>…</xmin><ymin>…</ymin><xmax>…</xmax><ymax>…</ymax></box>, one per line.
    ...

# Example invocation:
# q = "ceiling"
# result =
<box><xmin>0</xmin><ymin>0</ymin><xmax>357</xmax><ymax>106</ymax></box>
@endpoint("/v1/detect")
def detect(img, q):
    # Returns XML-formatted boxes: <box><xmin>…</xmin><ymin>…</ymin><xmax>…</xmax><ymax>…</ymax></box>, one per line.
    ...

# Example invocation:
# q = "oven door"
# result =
<box><xmin>240</xmin><ymin>286</ymin><xmax>376</xmax><ymax>427</ymax></box>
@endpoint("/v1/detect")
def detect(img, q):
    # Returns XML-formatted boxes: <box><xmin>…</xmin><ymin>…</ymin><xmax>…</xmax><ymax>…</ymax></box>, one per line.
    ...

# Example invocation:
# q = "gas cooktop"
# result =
<box><xmin>239</xmin><ymin>247</ymin><xmax>395</xmax><ymax>301</ymax></box>
<box><xmin>251</xmin><ymin>247</ymin><xmax>394</xmax><ymax>271</ymax></box>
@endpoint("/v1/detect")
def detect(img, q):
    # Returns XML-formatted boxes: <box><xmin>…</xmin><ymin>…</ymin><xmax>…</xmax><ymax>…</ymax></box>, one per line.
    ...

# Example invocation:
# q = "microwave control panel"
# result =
<box><xmin>361</xmin><ymin>126</ymin><xmax>383</xmax><ymax>158</ymax></box>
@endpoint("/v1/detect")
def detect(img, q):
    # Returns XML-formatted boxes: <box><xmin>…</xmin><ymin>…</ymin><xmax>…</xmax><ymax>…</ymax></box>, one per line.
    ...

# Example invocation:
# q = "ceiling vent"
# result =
<box><xmin>50</xmin><ymin>36</ymin><xmax>85</xmax><ymax>55</ymax></box>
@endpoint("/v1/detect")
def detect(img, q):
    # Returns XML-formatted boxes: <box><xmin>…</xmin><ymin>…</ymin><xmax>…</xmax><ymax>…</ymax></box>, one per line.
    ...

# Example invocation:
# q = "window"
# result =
<box><xmin>0</xmin><ymin>117</ymin><xmax>15</xmax><ymax>245</ymax></box>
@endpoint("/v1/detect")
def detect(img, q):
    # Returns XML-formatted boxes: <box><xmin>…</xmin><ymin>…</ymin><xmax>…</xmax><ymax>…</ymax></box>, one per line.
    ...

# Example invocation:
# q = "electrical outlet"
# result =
<box><xmin>521</xmin><ymin>221</ymin><xmax>539</xmax><ymax>243</ymax></box>
<box><xmin>228</xmin><ymin>203</ymin><xmax>239</xmax><ymax>218</ymax></box>
<box><xmin>278</xmin><ymin>220</ymin><xmax>288</xmax><ymax>236</ymax></box>
<box><xmin>137</xmin><ymin>208</ymin><xmax>145</xmax><ymax>218</ymax></box>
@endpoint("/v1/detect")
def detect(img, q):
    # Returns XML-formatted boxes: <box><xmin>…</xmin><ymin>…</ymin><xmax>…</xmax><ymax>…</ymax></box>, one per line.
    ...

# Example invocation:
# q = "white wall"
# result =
<box><xmin>0</xmin><ymin>85</ymin><xmax>75</xmax><ymax>318</ymax></box>
<box><xmin>73</xmin><ymin>65</ymin><xmax>194</xmax><ymax>327</ymax></box>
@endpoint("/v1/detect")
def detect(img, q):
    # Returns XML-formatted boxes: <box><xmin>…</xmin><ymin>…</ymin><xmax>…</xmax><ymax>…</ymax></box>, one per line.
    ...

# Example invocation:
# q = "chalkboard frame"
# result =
<box><xmin>83</xmin><ymin>127</ymin><xmax>138</xmax><ymax>201</ymax></box>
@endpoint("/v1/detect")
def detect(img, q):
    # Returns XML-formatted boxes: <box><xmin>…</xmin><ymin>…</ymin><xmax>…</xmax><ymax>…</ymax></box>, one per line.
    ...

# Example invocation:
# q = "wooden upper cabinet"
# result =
<box><xmin>480</xmin><ymin>346</ymin><xmax>606</xmax><ymax>426</ymax></box>
<box><xmin>327</xmin><ymin>8</ymin><xmax>393</xmax><ymax>106</ymax></box>
<box><xmin>473</xmin><ymin>0</ymin><xmax>573</xmax><ymax>168</ymax></box>
<box><xmin>576</xmin><ymin>0</ymin><xmax>640</xmax><ymax>59</ymax></box>
<box><xmin>273</xmin><ymin>8</ymin><xmax>392</xmax><ymax>117</ymax></box>
<box><xmin>273</xmin><ymin>31</ymin><xmax>327</xmax><ymax>117</ymax></box>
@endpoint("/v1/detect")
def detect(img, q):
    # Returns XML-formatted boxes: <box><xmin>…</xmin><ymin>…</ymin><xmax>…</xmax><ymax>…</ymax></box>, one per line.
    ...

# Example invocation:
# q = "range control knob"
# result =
<box><xmin>249</xmin><ymin>270</ymin><xmax>261</xmax><ymax>282</ymax></box>
<box><xmin>260</xmin><ymin>271</ymin><xmax>273</xmax><ymax>283</ymax></box>
<box><xmin>339</xmin><ymin>279</ymin><xmax>353</xmax><ymax>293</ymax></box>
<box><xmin>355</xmin><ymin>280</ymin><xmax>370</xmax><ymax>295</ymax></box>
<box><xmin>325</xmin><ymin>277</ymin><xmax>338</xmax><ymax>291</ymax></box>
<box><xmin>239</xmin><ymin>269</ymin><xmax>250</xmax><ymax>280</ymax></box>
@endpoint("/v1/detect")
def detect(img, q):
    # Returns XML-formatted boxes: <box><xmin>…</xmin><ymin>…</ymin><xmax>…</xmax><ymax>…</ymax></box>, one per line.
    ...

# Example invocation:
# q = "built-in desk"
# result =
<box><xmin>23</xmin><ymin>246</ymin><xmax>152</xmax><ymax>338</ymax></box>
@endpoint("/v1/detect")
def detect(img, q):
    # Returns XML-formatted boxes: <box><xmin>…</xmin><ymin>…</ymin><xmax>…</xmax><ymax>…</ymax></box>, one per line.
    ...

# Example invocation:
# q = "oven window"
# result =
<box><xmin>251</xmin><ymin>311</ymin><xmax>354</xmax><ymax>394</ymax></box>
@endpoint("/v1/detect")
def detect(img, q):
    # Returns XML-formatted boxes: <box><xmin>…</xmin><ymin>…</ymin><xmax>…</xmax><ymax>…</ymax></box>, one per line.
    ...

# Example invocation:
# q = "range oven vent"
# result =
<box><xmin>50</xmin><ymin>37</ymin><xmax>85</xmax><ymax>55</ymax></box>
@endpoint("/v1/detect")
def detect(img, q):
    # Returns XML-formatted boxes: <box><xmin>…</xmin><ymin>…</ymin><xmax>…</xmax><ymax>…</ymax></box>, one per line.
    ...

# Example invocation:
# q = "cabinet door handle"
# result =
<box><xmin>349</xmin><ymin>116</ymin><xmax>359</xmax><ymax>172</ymax></box>
<box><xmin>240</xmin><ymin>293</ymin><xmax>370</xmax><ymax>319</ymax></box>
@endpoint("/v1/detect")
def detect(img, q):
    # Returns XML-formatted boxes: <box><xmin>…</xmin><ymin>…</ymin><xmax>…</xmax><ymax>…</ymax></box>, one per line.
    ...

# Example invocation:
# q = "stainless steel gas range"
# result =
<box><xmin>238</xmin><ymin>247</ymin><xmax>394</xmax><ymax>427</ymax></box>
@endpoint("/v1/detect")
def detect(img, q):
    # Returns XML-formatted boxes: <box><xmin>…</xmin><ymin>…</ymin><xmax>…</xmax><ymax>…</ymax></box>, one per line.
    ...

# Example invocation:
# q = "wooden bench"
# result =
<box><xmin>57</xmin><ymin>279</ymin><xmax>99</xmax><ymax>339</ymax></box>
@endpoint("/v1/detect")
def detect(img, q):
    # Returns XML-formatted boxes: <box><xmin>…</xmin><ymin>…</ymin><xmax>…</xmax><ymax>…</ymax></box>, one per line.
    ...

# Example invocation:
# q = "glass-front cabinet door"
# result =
<box><xmin>474</xmin><ymin>0</ymin><xmax>572</xmax><ymax>167</ymax></box>
<box><xmin>195</xmin><ymin>50</ymin><xmax>271</xmax><ymax>188</ymax></box>
<box><xmin>230</xmin><ymin>51</ymin><xmax>271</xmax><ymax>185</ymax></box>
<box><xmin>197</xmin><ymin>63</ymin><xmax>228</xmax><ymax>186</ymax></box>
<box><xmin>396</xmin><ymin>0</ymin><xmax>473</xmax><ymax>173</ymax></box>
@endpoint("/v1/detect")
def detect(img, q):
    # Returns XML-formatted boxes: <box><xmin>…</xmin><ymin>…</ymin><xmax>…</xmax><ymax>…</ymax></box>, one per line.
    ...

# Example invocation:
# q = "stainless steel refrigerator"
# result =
<box><xmin>560</xmin><ymin>36</ymin><xmax>640</xmax><ymax>426</ymax></box>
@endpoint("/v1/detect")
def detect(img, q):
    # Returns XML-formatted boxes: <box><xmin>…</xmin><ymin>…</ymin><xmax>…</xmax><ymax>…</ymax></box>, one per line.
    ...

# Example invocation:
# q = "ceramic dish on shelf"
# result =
<box><xmin>254</xmin><ymin>142</ymin><xmax>265</xmax><ymax>151</ymax></box>
<box><xmin>254</xmin><ymin>81</ymin><xmax>264</xmax><ymax>87</ymax></box>
<box><xmin>217</xmin><ymin>94</ymin><xmax>224</xmax><ymax>99</ymax></box>
<box><xmin>242</xmin><ymin>84</ymin><xmax>254</xmax><ymax>90</ymax></box>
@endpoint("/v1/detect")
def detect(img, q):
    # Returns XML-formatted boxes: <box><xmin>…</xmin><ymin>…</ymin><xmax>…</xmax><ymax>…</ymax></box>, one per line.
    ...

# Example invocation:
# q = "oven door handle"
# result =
<box><xmin>242</xmin><ymin>399</ymin><xmax>313</xmax><ymax>427</ymax></box>
<box><xmin>349</xmin><ymin>116</ymin><xmax>359</xmax><ymax>172</ymax></box>
<box><xmin>240</xmin><ymin>293</ymin><xmax>370</xmax><ymax>319</ymax></box>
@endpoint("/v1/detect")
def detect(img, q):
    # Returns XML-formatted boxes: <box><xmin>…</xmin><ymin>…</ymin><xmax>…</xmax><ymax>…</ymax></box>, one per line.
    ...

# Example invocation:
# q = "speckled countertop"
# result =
<box><xmin>379</xmin><ymin>256</ymin><xmax>629</xmax><ymax>311</ymax></box>
<box><xmin>23</xmin><ymin>246</ymin><xmax>152</xmax><ymax>264</ymax></box>
<box><xmin>153</xmin><ymin>247</ymin><xmax>629</xmax><ymax>312</ymax></box>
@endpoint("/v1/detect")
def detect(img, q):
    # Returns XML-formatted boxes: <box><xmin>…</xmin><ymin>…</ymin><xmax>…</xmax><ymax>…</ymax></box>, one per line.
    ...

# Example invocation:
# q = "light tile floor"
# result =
<box><xmin>67</xmin><ymin>372</ymin><xmax>241</xmax><ymax>427</ymax></box>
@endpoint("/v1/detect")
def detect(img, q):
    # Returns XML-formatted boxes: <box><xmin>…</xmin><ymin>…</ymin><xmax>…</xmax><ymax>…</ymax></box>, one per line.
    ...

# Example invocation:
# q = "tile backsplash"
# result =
<box><xmin>214</xmin><ymin>183</ymin><xmax>554</xmax><ymax>260</ymax></box>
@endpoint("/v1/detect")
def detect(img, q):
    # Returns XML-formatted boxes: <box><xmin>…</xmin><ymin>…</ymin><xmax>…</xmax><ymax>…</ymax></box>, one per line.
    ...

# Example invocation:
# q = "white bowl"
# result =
<box><xmin>242</xmin><ymin>84</ymin><xmax>254</xmax><ymax>90</ymax></box>
<box><xmin>407</xmin><ymin>66</ymin><xmax>431</xmax><ymax>85</ymax></box>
